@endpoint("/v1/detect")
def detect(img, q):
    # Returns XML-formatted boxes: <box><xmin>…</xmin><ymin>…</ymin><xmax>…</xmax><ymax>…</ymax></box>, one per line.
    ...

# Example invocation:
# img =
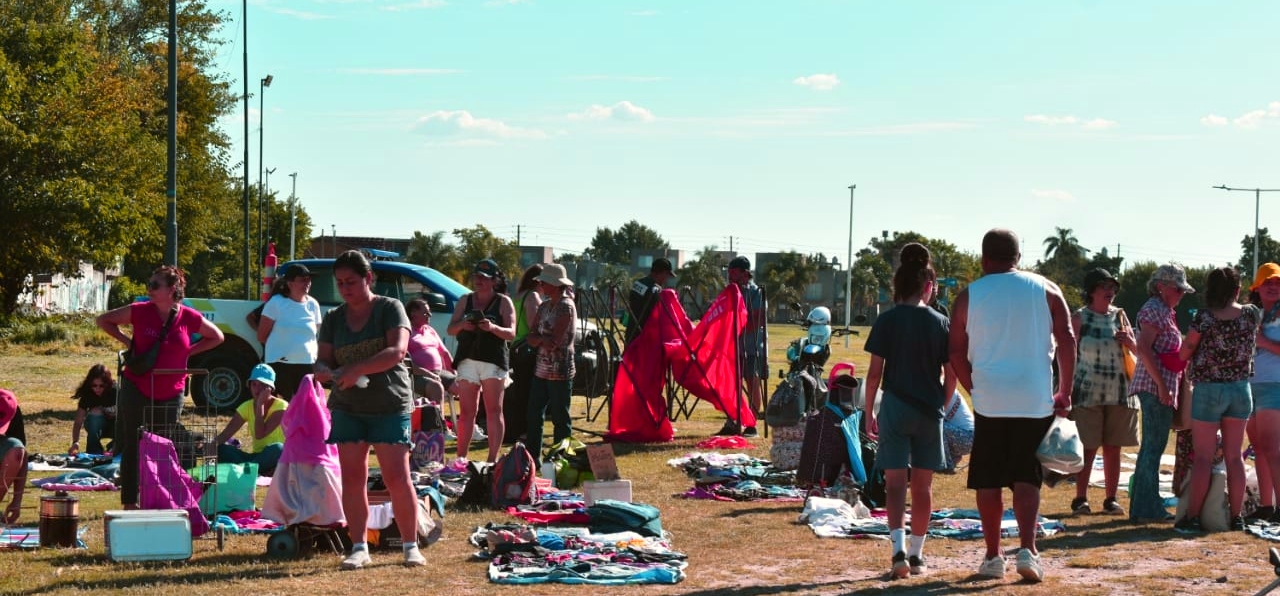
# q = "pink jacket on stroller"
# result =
<box><xmin>262</xmin><ymin>376</ymin><xmax>345</xmax><ymax>527</ymax></box>
<box><xmin>138</xmin><ymin>431</ymin><xmax>211</xmax><ymax>537</ymax></box>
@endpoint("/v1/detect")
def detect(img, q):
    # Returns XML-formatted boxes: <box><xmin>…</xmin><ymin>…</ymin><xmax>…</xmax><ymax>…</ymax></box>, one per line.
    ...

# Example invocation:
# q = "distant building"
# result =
<box><xmin>19</xmin><ymin>261</ymin><xmax>119</xmax><ymax>314</ymax></box>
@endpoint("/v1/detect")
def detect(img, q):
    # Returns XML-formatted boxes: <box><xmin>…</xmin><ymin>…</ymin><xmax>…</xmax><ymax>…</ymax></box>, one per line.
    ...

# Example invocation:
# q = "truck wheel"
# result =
<box><xmin>191</xmin><ymin>351</ymin><xmax>252</xmax><ymax>411</ymax></box>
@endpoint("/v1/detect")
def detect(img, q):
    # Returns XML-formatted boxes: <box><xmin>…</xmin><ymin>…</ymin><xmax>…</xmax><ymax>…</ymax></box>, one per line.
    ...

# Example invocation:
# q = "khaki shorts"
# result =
<box><xmin>1070</xmin><ymin>404</ymin><xmax>1139</xmax><ymax>450</ymax></box>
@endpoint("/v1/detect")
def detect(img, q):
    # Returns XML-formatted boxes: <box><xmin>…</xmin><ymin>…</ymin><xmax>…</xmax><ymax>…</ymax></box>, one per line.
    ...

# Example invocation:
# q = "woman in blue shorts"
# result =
<box><xmin>1176</xmin><ymin>267</ymin><xmax>1260</xmax><ymax>533</ymax></box>
<box><xmin>1248</xmin><ymin>263</ymin><xmax>1280</xmax><ymax>522</ymax></box>
<box><xmin>315</xmin><ymin>250</ymin><xmax>423</xmax><ymax>569</ymax></box>
<box><xmin>864</xmin><ymin>243</ymin><xmax>956</xmax><ymax>579</ymax></box>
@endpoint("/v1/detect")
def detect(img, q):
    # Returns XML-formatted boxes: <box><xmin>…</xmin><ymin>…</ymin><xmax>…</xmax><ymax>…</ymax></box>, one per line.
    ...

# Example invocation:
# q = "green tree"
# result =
<box><xmin>406</xmin><ymin>230</ymin><xmax>458</xmax><ymax>272</ymax></box>
<box><xmin>0</xmin><ymin>0</ymin><xmax>164</xmax><ymax>312</ymax></box>
<box><xmin>1043</xmin><ymin>227</ymin><xmax>1087</xmax><ymax>260</ymax></box>
<box><xmin>1086</xmin><ymin>246</ymin><xmax>1124</xmax><ymax>276</ymax></box>
<box><xmin>450</xmin><ymin>225</ymin><xmax>520</xmax><ymax>283</ymax></box>
<box><xmin>761</xmin><ymin>251</ymin><xmax>817</xmax><ymax>316</ymax></box>
<box><xmin>581</xmin><ymin>220</ymin><xmax>668</xmax><ymax>265</ymax></box>
<box><xmin>675</xmin><ymin>246</ymin><xmax>726</xmax><ymax>308</ymax></box>
<box><xmin>1239</xmin><ymin>228</ymin><xmax>1280</xmax><ymax>274</ymax></box>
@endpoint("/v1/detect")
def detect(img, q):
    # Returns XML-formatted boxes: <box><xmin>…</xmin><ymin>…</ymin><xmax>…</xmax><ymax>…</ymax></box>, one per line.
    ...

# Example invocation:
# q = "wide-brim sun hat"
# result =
<box><xmin>1252</xmin><ymin>263</ymin><xmax>1280</xmax><ymax>291</ymax></box>
<box><xmin>535</xmin><ymin>263</ymin><xmax>574</xmax><ymax>287</ymax></box>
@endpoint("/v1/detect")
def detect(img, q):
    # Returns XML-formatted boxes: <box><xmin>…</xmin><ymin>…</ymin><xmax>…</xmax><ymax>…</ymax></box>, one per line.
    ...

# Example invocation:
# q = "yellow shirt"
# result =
<box><xmin>234</xmin><ymin>398</ymin><xmax>287</xmax><ymax>453</ymax></box>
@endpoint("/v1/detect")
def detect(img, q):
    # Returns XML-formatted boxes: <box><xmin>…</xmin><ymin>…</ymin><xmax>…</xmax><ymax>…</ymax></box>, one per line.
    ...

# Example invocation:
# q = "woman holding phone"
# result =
<box><xmin>448</xmin><ymin>258</ymin><xmax>516</xmax><ymax>464</ymax></box>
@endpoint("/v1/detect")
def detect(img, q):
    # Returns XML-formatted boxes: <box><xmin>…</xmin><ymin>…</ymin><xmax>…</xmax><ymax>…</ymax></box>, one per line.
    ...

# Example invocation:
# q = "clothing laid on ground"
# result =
<box><xmin>1188</xmin><ymin>305</ymin><xmax>1261</xmax><ymax>383</ymax></box>
<box><xmin>1073</xmin><ymin>306</ymin><xmax>1135</xmax><ymax>409</ymax></box>
<box><xmin>455</xmin><ymin>293</ymin><xmax>510</xmax><ymax>371</ymax></box>
<box><xmin>261</xmin><ymin>294</ymin><xmax>323</xmax><ymax>365</ymax></box>
<box><xmin>319</xmin><ymin>296</ymin><xmax>414</xmax><ymax>416</ymax></box>
<box><xmin>964</xmin><ymin>270</ymin><xmax>1054</xmax><ymax>418</ymax></box>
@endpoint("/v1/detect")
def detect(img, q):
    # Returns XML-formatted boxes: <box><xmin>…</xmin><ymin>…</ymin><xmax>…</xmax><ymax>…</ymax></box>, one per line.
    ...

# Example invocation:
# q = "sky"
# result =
<box><xmin>209</xmin><ymin>0</ymin><xmax>1280</xmax><ymax>271</ymax></box>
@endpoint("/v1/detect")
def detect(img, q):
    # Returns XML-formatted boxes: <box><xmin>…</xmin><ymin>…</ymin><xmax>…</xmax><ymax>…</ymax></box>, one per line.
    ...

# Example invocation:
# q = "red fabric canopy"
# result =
<box><xmin>606</xmin><ymin>285</ymin><xmax>756</xmax><ymax>443</ymax></box>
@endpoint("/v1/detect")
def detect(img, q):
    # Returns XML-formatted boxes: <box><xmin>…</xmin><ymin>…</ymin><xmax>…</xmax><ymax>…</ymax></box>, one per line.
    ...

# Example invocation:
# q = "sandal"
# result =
<box><xmin>1070</xmin><ymin>497</ymin><xmax>1091</xmax><ymax>515</ymax></box>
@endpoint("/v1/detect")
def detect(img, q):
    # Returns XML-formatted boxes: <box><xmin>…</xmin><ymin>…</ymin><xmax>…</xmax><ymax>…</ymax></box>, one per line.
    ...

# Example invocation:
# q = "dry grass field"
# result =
<box><xmin>0</xmin><ymin>320</ymin><xmax>1278</xmax><ymax>595</ymax></box>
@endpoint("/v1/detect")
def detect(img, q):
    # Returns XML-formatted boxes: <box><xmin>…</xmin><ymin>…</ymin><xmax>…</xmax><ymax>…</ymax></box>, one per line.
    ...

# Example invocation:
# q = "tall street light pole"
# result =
<box><xmin>164</xmin><ymin>0</ymin><xmax>178</xmax><ymax>266</ymax></box>
<box><xmin>1214</xmin><ymin>185</ymin><xmax>1280</xmax><ymax>274</ymax></box>
<box><xmin>257</xmin><ymin>74</ymin><xmax>273</xmax><ymax>265</ymax></box>
<box><xmin>845</xmin><ymin>184</ymin><xmax>855</xmax><ymax>348</ymax></box>
<box><xmin>288</xmin><ymin>172</ymin><xmax>298</xmax><ymax>261</ymax></box>
<box><xmin>241</xmin><ymin>0</ymin><xmax>250</xmax><ymax>298</ymax></box>
<box><xmin>264</xmin><ymin>167</ymin><xmax>276</xmax><ymax>249</ymax></box>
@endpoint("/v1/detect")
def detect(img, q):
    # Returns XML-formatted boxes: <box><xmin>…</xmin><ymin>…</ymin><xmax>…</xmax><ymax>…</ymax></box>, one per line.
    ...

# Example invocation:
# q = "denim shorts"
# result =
<box><xmin>1253</xmin><ymin>382</ymin><xmax>1280</xmax><ymax>411</ymax></box>
<box><xmin>0</xmin><ymin>436</ymin><xmax>24</xmax><ymax>462</ymax></box>
<box><xmin>456</xmin><ymin>359</ymin><xmax>509</xmax><ymax>384</ymax></box>
<box><xmin>1191</xmin><ymin>380</ymin><xmax>1252</xmax><ymax>422</ymax></box>
<box><xmin>328</xmin><ymin>409</ymin><xmax>412</xmax><ymax>446</ymax></box>
<box><xmin>875</xmin><ymin>392</ymin><xmax>946</xmax><ymax>471</ymax></box>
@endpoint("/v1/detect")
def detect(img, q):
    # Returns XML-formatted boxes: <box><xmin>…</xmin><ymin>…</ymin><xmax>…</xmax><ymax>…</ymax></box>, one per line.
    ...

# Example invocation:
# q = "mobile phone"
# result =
<box><xmin>466</xmin><ymin>310</ymin><xmax>485</xmax><ymax>323</ymax></box>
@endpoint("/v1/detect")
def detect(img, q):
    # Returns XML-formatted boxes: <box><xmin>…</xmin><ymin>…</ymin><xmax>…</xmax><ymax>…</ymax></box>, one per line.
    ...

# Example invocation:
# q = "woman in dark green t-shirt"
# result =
<box><xmin>315</xmin><ymin>250</ymin><xmax>423</xmax><ymax>569</ymax></box>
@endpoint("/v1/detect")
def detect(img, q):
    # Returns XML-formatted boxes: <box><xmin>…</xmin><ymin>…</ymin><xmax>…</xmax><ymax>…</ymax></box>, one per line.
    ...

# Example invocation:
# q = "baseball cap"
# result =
<box><xmin>473</xmin><ymin>258</ymin><xmax>500</xmax><ymax>279</ymax></box>
<box><xmin>1151</xmin><ymin>264</ymin><xmax>1196</xmax><ymax>293</ymax></box>
<box><xmin>728</xmin><ymin>256</ymin><xmax>751</xmax><ymax>271</ymax></box>
<box><xmin>651</xmin><ymin>258</ymin><xmax>674</xmax><ymax>275</ymax></box>
<box><xmin>0</xmin><ymin>389</ymin><xmax>16</xmax><ymax>435</ymax></box>
<box><xmin>248</xmin><ymin>364</ymin><xmax>276</xmax><ymax>389</ymax></box>
<box><xmin>282</xmin><ymin>263</ymin><xmax>312</xmax><ymax>280</ymax></box>
<box><xmin>1252</xmin><ymin>263</ymin><xmax>1280</xmax><ymax>291</ymax></box>
<box><xmin>1083</xmin><ymin>268</ymin><xmax>1119</xmax><ymax>293</ymax></box>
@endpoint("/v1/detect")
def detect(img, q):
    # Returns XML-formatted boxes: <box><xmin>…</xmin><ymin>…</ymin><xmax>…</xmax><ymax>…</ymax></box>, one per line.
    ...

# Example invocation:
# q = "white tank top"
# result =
<box><xmin>966</xmin><ymin>270</ymin><xmax>1055</xmax><ymax>418</ymax></box>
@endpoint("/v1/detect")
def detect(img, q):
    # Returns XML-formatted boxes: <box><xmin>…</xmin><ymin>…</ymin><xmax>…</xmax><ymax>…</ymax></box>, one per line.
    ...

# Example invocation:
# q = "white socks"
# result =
<box><xmin>889</xmin><ymin>528</ymin><xmax>906</xmax><ymax>554</ymax></box>
<box><xmin>908</xmin><ymin>534</ymin><xmax>926</xmax><ymax>558</ymax></box>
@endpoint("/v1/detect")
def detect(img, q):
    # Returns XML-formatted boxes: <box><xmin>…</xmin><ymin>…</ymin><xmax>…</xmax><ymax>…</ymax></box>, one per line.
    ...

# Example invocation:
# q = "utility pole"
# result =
<box><xmin>164</xmin><ymin>0</ymin><xmax>178</xmax><ymax>266</ymax></box>
<box><xmin>516</xmin><ymin>224</ymin><xmax>521</xmax><ymax>246</ymax></box>
<box><xmin>241</xmin><ymin>0</ymin><xmax>250</xmax><ymax>298</ymax></box>
<box><xmin>288</xmin><ymin>172</ymin><xmax>298</xmax><ymax>261</ymax></box>
<box><xmin>1214</xmin><ymin>185</ymin><xmax>1280</xmax><ymax>274</ymax></box>
<box><xmin>846</xmin><ymin>184</ymin><xmax>855</xmax><ymax>348</ymax></box>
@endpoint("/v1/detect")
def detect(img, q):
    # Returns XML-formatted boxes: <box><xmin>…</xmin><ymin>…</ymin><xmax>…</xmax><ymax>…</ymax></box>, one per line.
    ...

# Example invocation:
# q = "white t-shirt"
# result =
<box><xmin>261</xmin><ymin>294</ymin><xmax>322</xmax><ymax>364</ymax></box>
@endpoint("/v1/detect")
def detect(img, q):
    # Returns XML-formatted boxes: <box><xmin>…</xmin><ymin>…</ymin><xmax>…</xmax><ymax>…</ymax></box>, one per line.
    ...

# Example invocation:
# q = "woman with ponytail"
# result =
<box><xmin>863</xmin><ymin>243</ymin><xmax>957</xmax><ymax>579</ymax></box>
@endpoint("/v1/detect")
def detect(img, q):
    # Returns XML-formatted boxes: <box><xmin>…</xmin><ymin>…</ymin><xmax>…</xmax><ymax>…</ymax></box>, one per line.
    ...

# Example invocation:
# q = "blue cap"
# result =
<box><xmin>248</xmin><ymin>364</ymin><xmax>276</xmax><ymax>389</ymax></box>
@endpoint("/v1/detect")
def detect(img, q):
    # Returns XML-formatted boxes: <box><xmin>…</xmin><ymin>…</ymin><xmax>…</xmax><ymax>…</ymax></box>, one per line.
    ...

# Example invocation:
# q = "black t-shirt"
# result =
<box><xmin>75</xmin><ymin>386</ymin><xmax>117</xmax><ymax>411</ymax></box>
<box><xmin>2</xmin><ymin>407</ymin><xmax>25</xmax><ymax>446</ymax></box>
<box><xmin>626</xmin><ymin>275</ymin><xmax>662</xmax><ymax>343</ymax></box>
<box><xmin>864</xmin><ymin>304</ymin><xmax>951</xmax><ymax>418</ymax></box>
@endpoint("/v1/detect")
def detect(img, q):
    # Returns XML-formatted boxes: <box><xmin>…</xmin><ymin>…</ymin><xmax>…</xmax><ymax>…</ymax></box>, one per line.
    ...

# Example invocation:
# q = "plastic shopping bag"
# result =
<box><xmin>1036</xmin><ymin>416</ymin><xmax>1085</xmax><ymax>475</ymax></box>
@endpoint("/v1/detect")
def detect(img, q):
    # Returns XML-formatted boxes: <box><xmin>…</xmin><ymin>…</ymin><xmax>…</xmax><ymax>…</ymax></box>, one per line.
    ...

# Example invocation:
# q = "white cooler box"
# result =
<box><xmin>104</xmin><ymin>510</ymin><xmax>193</xmax><ymax>562</ymax></box>
<box><xmin>583</xmin><ymin>480</ymin><xmax>633</xmax><ymax>506</ymax></box>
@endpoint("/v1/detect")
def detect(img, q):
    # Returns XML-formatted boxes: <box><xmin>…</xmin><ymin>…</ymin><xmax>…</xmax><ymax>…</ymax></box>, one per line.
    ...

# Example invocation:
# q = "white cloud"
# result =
<box><xmin>568</xmin><ymin>101</ymin><xmax>655</xmax><ymax>122</ymax></box>
<box><xmin>411</xmin><ymin>110</ymin><xmax>548</xmax><ymax>140</ymax></box>
<box><xmin>1025</xmin><ymin>114</ymin><xmax>1117</xmax><ymax>130</ymax></box>
<box><xmin>792</xmin><ymin>73</ymin><xmax>840</xmax><ymax>91</ymax></box>
<box><xmin>1032</xmin><ymin>189</ymin><xmax>1075</xmax><ymax>202</ymax></box>
<box><xmin>381</xmin><ymin>0</ymin><xmax>446</xmax><ymax>11</ymax></box>
<box><xmin>1200</xmin><ymin>100</ymin><xmax>1280</xmax><ymax>129</ymax></box>
<box><xmin>338</xmin><ymin>68</ymin><xmax>463</xmax><ymax>76</ymax></box>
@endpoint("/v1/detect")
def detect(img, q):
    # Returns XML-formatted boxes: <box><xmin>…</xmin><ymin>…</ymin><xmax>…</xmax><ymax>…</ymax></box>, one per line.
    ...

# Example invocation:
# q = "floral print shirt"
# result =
<box><xmin>1188</xmin><ymin>304</ymin><xmax>1261</xmax><ymax>384</ymax></box>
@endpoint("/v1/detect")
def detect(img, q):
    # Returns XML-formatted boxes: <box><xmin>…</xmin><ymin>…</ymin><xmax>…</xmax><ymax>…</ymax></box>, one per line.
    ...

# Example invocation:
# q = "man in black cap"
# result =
<box><xmin>625</xmin><ymin>257</ymin><xmax>676</xmax><ymax>345</ymax></box>
<box><xmin>720</xmin><ymin>255</ymin><xmax>765</xmax><ymax>438</ymax></box>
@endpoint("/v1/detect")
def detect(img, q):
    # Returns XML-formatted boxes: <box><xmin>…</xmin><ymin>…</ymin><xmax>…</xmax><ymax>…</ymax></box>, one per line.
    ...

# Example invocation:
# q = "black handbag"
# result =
<box><xmin>125</xmin><ymin>306</ymin><xmax>178</xmax><ymax>376</ymax></box>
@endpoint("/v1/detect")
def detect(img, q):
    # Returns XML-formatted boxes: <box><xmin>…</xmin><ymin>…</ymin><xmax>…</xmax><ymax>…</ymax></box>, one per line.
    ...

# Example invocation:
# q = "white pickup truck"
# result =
<box><xmin>183</xmin><ymin>258</ymin><xmax>469</xmax><ymax>410</ymax></box>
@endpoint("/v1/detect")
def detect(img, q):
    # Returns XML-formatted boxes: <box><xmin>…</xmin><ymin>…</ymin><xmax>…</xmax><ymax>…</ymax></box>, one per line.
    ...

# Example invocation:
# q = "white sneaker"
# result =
<box><xmin>1015</xmin><ymin>548</ymin><xmax>1043</xmax><ymax>583</ymax></box>
<box><xmin>472</xmin><ymin>425</ymin><xmax>488</xmax><ymax>442</ymax></box>
<box><xmin>977</xmin><ymin>554</ymin><xmax>1006</xmax><ymax>578</ymax></box>
<box><xmin>404</xmin><ymin>546</ymin><xmax>426</xmax><ymax>567</ymax></box>
<box><xmin>341</xmin><ymin>548</ymin><xmax>372</xmax><ymax>570</ymax></box>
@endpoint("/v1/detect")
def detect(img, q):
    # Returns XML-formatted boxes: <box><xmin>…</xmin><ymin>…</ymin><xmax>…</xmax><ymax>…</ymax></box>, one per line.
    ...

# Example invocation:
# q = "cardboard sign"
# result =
<box><xmin>586</xmin><ymin>443</ymin><xmax>620</xmax><ymax>481</ymax></box>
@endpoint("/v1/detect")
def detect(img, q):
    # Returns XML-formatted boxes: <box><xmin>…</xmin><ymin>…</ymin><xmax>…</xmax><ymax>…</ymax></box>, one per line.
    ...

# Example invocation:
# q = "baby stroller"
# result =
<box><xmin>262</xmin><ymin>375</ymin><xmax>348</xmax><ymax>558</ymax></box>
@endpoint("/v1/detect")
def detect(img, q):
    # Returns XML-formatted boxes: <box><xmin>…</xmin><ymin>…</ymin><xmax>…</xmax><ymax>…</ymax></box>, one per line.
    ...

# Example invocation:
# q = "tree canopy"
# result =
<box><xmin>581</xmin><ymin>220</ymin><xmax>668</xmax><ymax>265</ymax></box>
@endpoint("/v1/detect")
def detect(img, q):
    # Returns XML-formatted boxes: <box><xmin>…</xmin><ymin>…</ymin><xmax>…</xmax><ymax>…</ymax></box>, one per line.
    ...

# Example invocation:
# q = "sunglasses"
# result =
<box><xmin>91</xmin><ymin>382</ymin><xmax>106</xmax><ymax>389</ymax></box>
<box><xmin>147</xmin><ymin>280</ymin><xmax>168</xmax><ymax>290</ymax></box>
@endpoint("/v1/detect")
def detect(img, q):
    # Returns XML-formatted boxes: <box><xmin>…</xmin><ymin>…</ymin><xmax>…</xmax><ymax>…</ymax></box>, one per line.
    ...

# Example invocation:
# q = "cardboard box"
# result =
<box><xmin>586</xmin><ymin>444</ymin><xmax>620</xmax><ymax>481</ymax></box>
<box><xmin>104</xmin><ymin>510</ymin><xmax>192</xmax><ymax>562</ymax></box>
<box><xmin>583</xmin><ymin>479</ymin><xmax>633</xmax><ymax>506</ymax></box>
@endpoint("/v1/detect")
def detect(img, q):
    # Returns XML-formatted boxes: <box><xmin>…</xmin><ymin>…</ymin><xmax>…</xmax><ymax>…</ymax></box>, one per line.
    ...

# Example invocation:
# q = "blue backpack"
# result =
<box><xmin>491</xmin><ymin>442</ymin><xmax>536</xmax><ymax>508</ymax></box>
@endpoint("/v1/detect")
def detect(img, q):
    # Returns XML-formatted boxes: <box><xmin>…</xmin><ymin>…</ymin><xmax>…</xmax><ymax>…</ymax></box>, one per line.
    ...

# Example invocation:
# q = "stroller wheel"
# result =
<box><xmin>267</xmin><ymin>530</ymin><xmax>300</xmax><ymax>558</ymax></box>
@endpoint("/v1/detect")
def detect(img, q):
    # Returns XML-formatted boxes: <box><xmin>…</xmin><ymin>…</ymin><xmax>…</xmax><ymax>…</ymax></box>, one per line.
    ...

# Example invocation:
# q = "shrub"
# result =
<box><xmin>108</xmin><ymin>277</ymin><xmax>145</xmax><ymax>310</ymax></box>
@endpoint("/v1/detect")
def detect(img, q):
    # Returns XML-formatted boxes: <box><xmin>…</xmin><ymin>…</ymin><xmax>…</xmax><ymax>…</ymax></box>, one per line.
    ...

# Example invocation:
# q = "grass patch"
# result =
<box><xmin>0</xmin><ymin>321</ymin><xmax>1278</xmax><ymax>594</ymax></box>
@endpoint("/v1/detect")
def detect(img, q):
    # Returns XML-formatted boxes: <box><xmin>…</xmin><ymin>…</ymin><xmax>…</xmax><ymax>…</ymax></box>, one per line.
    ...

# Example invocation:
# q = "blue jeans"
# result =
<box><xmin>84</xmin><ymin>412</ymin><xmax>110</xmax><ymax>455</ymax></box>
<box><xmin>1130</xmin><ymin>391</ymin><xmax>1174</xmax><ymax>520</ymax></box>
<box><xmin>527</xmin><ymin>377</ymin><xmax>572</xmax><ymax>467</ymax></box>
<box><xmin>217</xmin><ymin>443</ymin><xmax>283</xmax><ymax>475</ymax></box>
